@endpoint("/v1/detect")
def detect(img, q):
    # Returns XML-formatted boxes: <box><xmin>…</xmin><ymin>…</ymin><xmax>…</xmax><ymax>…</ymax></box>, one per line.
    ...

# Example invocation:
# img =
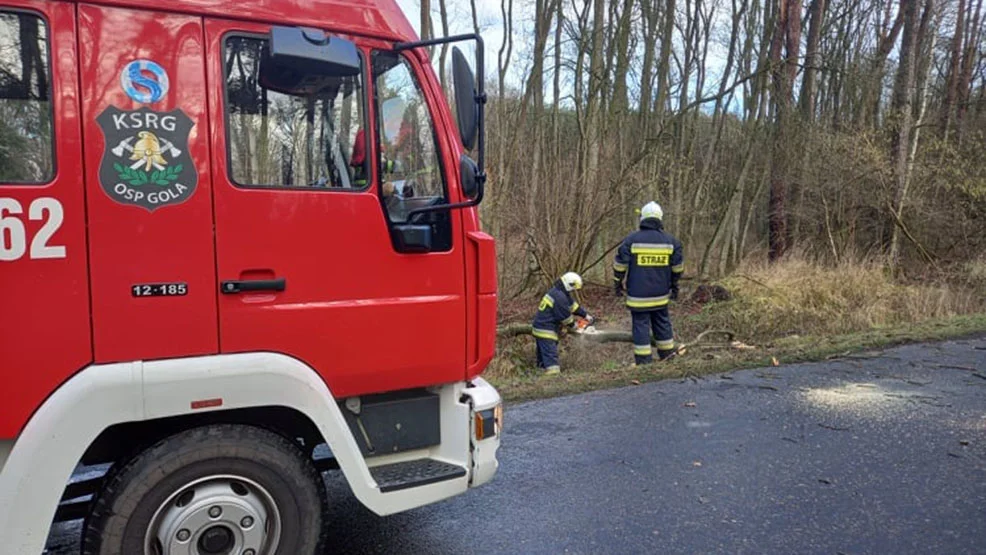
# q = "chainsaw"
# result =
<box><xmin>573</xmin><ymin>317</ymin><xmax>599</xmax><ymax>335</ymax></box>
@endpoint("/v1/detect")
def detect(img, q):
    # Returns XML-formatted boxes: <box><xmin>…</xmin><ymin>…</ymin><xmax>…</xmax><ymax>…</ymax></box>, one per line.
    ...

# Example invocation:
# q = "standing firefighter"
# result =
<box><xmin>532</xmin><ymin>272</ymin><xmax>595</xmax><ymax>375</ymax></box>
<box><xmin>613</xmin><ymin>202</ymin><xmax>684</xmax><ymax>364</ymax></box>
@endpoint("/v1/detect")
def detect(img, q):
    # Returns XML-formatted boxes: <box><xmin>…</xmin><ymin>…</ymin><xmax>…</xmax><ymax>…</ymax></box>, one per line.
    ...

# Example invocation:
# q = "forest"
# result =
<box><xmin>417</xmin><ymin>0</ymin><xmax>986</xmax><ymax>385</ymax></box>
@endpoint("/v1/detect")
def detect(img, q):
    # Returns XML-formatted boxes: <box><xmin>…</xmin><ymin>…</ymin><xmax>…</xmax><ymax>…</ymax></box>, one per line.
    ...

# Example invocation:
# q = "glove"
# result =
<box><xmin>585</xmin><ymin>314</ymin><xmax>595</xmax><ymax>325</ymax></box>
<box><xmin>670</xmin><ymin>287</ymin><xmax>679</xmax><ymax>301</ymax></box>
<box><xmin>614</xmin><ymin>283</ymin><xmax>624</xmax><ymax>297</ymax></box>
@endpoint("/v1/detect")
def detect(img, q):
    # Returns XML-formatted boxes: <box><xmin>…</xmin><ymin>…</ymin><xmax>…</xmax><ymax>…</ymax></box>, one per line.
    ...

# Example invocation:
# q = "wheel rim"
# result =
<box><xmin>144</xmin><ymin>474</ymin><xmax>282</xmax><ymax>555</ymax></box>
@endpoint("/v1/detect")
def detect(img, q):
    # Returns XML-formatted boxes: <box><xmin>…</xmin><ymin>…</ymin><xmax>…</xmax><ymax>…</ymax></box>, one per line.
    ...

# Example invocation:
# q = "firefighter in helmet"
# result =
<box><xmin>531</xmin><ymin>272</ymin><xmax>595</xmax><ymax>375</ymax></box>
<box><xmin>613</xmin><ymin>202</ymin><xmax>683</xmax><ymax>364</ymax></box>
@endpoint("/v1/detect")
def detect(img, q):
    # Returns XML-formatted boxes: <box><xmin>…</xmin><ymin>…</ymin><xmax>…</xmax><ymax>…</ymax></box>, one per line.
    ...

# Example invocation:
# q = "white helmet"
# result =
<box><xmin>640</xmin><ymin>201</ymin><xmax>664</xmax><ymax>221</ymax></box>
<box><xmin>560</xmin><ymin>272</ymin><xmax>583</xmax><ymax>291</ymax></box>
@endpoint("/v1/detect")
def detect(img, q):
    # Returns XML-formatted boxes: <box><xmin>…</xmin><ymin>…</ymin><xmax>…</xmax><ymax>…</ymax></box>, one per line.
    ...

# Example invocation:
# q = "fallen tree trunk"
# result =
<box><xmin>497</xmin><ymin>324</ymin><xmax>738</xmax><ymax>348</ymax></box>
<box><xmin>497</xmin><ymin>323</ymin><xmax>636</xmax><ymax>343</ymax></box>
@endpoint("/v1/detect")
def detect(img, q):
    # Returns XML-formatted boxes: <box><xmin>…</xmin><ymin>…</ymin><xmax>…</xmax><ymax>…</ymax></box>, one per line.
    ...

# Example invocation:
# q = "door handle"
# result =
<box><xmin>220</xmin><ymin>277</ymin><xmax>286</xmax><ymax>294</ymax></box>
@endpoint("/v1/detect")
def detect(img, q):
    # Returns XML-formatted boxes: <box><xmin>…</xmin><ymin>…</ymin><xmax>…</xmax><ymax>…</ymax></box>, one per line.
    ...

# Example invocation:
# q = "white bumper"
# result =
<box><xmin>464</xmin><ymin>377</ymin><xmax>501</xmax><ymax>488</ymax></box>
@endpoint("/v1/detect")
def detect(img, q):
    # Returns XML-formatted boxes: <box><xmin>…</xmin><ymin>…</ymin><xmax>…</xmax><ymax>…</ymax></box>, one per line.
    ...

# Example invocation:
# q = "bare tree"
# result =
<box><xmin>888</xmin><ymin>0</ymin><xmax>922</xmax><ymax>265</ymax></box>
<box><xmin>800</xmin><ymin>0</ymin><xmax>827</xmax><ymax>119</ymax></box>
<box><xmin>767</xmin><ymin>0</ymin><xmax>801</xmax><ymax>261</ymax></box>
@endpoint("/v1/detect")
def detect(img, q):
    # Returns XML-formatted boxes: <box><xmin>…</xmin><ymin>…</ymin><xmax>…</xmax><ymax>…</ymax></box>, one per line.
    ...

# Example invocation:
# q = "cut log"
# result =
<box><xmin>497</xmin><ymin>324</ymin><xmax>633</xmax><ymax>343</ymax></box>
<box><xmin>496</xmin><ymin>324</ymin><xmax>739</xmax><ymax>349</ymax></box>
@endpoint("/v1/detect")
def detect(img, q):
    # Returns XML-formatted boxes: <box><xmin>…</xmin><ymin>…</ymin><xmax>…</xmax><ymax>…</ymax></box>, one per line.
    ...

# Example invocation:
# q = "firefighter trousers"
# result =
<box><xmin>631</xmin><ymin>308</ymin><xmax>675</xmax><ymax>364</ymax></box>
<box><xmin>535</xmin><ymin>337</ymin><xmax>561</xmax><ymax>373</ymax></box>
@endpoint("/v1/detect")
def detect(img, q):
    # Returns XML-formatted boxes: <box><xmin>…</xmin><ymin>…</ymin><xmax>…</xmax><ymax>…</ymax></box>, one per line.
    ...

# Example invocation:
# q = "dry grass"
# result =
<box><xmin>695</xmin><ymin>255</ymin><xmax>986</xmax><ymax>341</ymax></box>
<box><xmin>963</xmin><ymin>256</ymin><xmax>986</xmax><ymax>291</ymax></box>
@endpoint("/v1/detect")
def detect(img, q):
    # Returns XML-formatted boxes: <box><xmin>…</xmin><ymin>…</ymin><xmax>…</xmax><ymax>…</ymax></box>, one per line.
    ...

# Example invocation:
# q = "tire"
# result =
<box><xmin>83</xmin><ymin>424</ymin><xmax>327</xmax><ymax>555</ymax></box>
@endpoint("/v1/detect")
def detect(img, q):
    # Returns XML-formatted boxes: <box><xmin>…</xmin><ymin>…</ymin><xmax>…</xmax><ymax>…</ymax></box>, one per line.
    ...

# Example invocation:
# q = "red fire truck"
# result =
<box><xmin>0</xmin><ymin>1</ymin><xmax>500</xmax><ymax>553</ymax></box>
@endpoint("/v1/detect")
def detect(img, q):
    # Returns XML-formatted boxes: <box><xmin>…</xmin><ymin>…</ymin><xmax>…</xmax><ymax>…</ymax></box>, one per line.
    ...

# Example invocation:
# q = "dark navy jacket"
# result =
<box><xmin>613</xmin><ymin>218</ymin><xmax>683</xmax><ymax>310</ymax></box>
<box><xmin>531</xmin><ymin>280</ymin><xmax>587</xmax><ymax>340</ymax></box>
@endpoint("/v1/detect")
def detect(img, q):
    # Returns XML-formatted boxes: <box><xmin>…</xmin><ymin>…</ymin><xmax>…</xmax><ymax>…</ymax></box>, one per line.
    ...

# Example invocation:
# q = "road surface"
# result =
<box><xmin>47</xmin><ymin>337</ymin><xmax>986</xmax><ymax>554</ymax></box>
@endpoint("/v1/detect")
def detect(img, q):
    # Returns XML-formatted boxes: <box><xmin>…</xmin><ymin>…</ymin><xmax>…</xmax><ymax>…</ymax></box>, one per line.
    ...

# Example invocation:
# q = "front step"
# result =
<box><xmin>369</xmin><ymin>459</ymin><xmax>466</xmax><ymax>493</ymax></box>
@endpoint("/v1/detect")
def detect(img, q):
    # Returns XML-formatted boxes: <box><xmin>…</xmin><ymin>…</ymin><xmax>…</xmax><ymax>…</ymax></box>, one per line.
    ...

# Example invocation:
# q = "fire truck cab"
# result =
<box><xmin>0</xmin><ymin>1</ymin><xmax>500</xmax><ymax>553</ymax></box>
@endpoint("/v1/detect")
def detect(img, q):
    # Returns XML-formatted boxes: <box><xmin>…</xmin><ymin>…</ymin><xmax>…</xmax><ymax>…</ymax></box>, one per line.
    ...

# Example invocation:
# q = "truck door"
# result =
<box><xmin>77</xmin><ymin>4</ymin><xmax>218</xmax><ymax>362</ymax></box>
<box><xmin>0</xmin><ymin>1</ymin><xmax>91</xmax><ymax>438</ymax></box>
<box><xmin>205</xmin><ymin>20</ymin><xmax>467</xmax><ymax>397</ymax></box>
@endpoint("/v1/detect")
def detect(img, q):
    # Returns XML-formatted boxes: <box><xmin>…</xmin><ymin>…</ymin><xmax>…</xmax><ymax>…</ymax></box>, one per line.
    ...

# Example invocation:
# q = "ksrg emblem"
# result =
<box><xmin>96</xmin><ymin>106</ymin><xmax>198</xmax><ymax>211</ymax></box>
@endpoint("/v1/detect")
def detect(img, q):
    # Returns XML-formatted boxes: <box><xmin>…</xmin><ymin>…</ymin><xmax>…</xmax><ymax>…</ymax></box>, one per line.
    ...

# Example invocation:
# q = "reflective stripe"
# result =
<box><xmin>655</xmin><ymin>339</ymin><xmax>675</xmax><ymax>350</ymax></box>
<box><xmin>634</xmin><ymin>344</ymin><xmax>653</xmax><ymax>355</ymax></box>
<box><xmin>613</xmin><ymin>262</ymin><xmax>628</xmax><ymax>272</ymax></box>
<box><xmin>541</xmin><ymin>294</ymin><xmax>554</xmax><ymax>308</ymax></box>
<box><xmin>571</xmin><ymin>302</ymin><xmax>580</xmax><ymax>313</ymax></box>
<box><xmin>532</xmin><ymin>328</ymin><xmax>559</xmax><ymax>340</ymax></box>
<box><xmin>671</xmin><ymin>264</ymin><xmax>684</xmax><ymax>273</ymax></box>
<box><xmin>631</xmin><ymin>243</ymin><xmax>674</xmax><ymax>255</ymax></box>
<box><xmin>562</xmin><ymin>316</ymin><xmax>574</xmax><ymax>325</ymax></box>
<box><xmin>626</xmin><ymin>294</ymin><xmax>671</xmax><ymax>308</ymax></box>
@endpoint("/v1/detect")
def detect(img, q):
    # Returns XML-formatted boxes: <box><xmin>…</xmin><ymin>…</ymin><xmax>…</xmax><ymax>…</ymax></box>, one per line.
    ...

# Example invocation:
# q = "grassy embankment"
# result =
<box><xmin>489</xmin><ymin>255</ymin><xmax>986</xmax><ymax>402</ymax></box>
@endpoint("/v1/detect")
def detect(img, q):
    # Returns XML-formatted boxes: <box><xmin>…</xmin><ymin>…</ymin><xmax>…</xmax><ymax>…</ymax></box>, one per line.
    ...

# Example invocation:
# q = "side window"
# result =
<box><xmin>371</xmin><ymin>52</ymin><xmax>447</xmax><ymax>223</ymax></box>
<box><xmin>0</xmin><ymin>11</ymin><xmax>53</xmax><ymax>183</ymax></box>
<box><xmin>223</xmin><ymin>35</ymin><xmax>367</xmax><ymax>189</ymax></box>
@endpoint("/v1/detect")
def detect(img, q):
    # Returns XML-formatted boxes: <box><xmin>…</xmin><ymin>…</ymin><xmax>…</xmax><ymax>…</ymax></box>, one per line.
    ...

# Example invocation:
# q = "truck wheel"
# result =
<box><xmin>83</xmin><ymin>424</ymin><xmax>327</xmax><ymax>555</ymax></box>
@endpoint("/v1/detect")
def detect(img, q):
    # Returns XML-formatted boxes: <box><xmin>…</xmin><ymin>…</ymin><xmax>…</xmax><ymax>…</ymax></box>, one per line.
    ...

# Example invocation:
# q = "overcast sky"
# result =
<box><xmin>396</xmin><ymin>0</ymin><xmax>520</xmax><ymax>85</ymax></box>
<box><xmin>394</xmin><ymin>0</ymin><xmax>737</xmax><ymax>111</ymax></box>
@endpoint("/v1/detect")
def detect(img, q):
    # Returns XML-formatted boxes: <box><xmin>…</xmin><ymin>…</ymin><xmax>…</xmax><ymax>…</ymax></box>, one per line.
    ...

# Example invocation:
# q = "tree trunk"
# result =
<box><xmin>469</xmin><ymin>0</ymin><xmax>481</xmax><ymax>35</ymax></box>
<box><xmin>956</xmin><ymin>0</ymin><xmax>984</xmax><ymax>139</ymax></box>
<box><xmin>420</xmin><ymin>0</ymin><xmax>433</xmax><ymax>55</ymax></box>
<box><xmin>655</xmin><ymin>0</ymin><xmax>676</xmax><ymax>118</ymax></box>
<box><xmin>941</xmin><ymin>0</ymin><xmax>966</xmax><ymax>139</ymax></box>
<box><xmin>767</xmin><ymin>0</ymin><xmax>801</xmax><ymax>262</ymax></box>
<box><xmin>437</xmin><ymin>0</ymin><xmax>450</xmax><ymax>91</ymax></box>
<box><xmin>553</xmin><ymin>2</ymin><xmax>564</xmax><ymax>160</ymax></box>
<box><xmin>799</xmin><ymin>0</ymin><xmax>827</xmax><ymax>119</ymax></box>
<box><xmin>861</xmin><ymin>6</ymin><xmax>905</xmax><ymax>128</ymax></box>
<box><xmin>639</xmin><ymin>0</ymin><xmax>660</xmax><ymax>129</ymax></box>
<box><xmin>585</xmin><ymin>0</ymin><xmax>607</xmax><ymax>185</ymax></box>
<box><xmin>610</xmin><ymin>0</ymin><xmax>636</xmax><ymax>117</ymax></box>
<box><xmin>905</xmin><ymin>0</ymin><xmax>939</xmax><ymax>197</ymax></box>
<box><xmin>497</xmin><ymin>0</ymin><xmax>514</xmax><ymax>100</ymax></box>
<box><xmin>888</xmin><ymin>0</ymin><xmax>921</xmax><ymax>267</ymax></box>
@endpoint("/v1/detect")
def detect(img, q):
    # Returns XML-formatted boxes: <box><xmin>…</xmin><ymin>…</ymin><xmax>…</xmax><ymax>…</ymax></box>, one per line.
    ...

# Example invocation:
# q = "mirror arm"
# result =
<box><xmin>397</xmin><ymin>34</ymin><xmax>487</xmax><ymax>221</ymax></box>
<box><xmin>394</xmin><ymin>33</ymin><xmax>480</xmax><ymax>51</ymax></box>
<box><xmin>405</xmin><ymin>173</ymin><xmax>484</xmax><ymax>222</ymax></box>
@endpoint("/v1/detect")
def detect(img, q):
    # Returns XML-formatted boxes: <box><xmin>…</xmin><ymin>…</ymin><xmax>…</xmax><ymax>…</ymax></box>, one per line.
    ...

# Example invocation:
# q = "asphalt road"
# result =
<box><xmin>47</xmin><ymin>337</ymin><xmax>986</xmax><ymax>554</ymax></box>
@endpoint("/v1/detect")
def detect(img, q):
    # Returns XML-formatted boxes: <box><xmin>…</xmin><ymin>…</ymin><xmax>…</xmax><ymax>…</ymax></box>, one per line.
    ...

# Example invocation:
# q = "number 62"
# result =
<box><xmin>0</xmin><ymin>197</ymin><xmax>66</xmax><ymax>261</ymax></box>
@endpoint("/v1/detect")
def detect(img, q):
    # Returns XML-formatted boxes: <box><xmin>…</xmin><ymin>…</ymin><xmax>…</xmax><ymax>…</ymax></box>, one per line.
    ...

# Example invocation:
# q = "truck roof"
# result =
<box><xmin>80</xmin><ymin>0</ymin><xmax>417</xmax><ymax>42</ymax></box>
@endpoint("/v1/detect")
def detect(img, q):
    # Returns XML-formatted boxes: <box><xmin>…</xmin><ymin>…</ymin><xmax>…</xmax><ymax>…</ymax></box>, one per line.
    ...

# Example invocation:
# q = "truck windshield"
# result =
<box><xmin>223</xmin><ymin>35</ymin><xmax>366</xmax><ymax>190</ymax></box>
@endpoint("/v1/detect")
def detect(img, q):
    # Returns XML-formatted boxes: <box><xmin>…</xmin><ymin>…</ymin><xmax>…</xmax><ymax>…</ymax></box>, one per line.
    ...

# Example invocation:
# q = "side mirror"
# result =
<box><xmin>260</xmin><ymin>26</ymin><xmax>360</xmax><ymax>95</ymax></box>
<box><xmin>460</xmin><ymin>154</ymin><xmax>479</xmax><ymax>199</ymax></box>
<box><xmin>451</xmin><ymin>47</ymin><xmax>478</xmax><ymax>150</ymax></box>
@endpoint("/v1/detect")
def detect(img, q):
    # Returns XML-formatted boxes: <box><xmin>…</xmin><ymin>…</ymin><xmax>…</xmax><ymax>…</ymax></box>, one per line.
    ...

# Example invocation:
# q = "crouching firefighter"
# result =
<box><xmin>531</xmin><ymin>272</ymin><xmax>595</xmax><ymax>375</ymax></box>
<box><xmin>613</xmin><ymin>202</ymin><xmax>684</xmax><ymax>364</ymax></box>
